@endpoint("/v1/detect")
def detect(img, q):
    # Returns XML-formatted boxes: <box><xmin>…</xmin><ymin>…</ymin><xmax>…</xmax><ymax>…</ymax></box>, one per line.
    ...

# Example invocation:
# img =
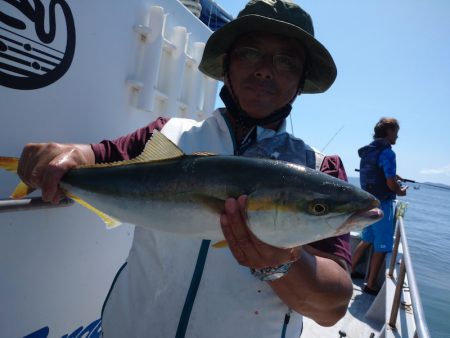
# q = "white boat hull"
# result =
<box><xmin>0</xmin><ymin>0</ymin><xmax>216</xmax><ymax>336</ymax></box>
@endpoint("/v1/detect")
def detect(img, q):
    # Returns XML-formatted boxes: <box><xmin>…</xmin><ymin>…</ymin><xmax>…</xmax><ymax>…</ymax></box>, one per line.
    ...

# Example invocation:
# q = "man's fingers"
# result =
<box><xmin>18</xmin><ymin>145</ymin><xmax>40</xmax><ymax>187</ymax></box>
<box><xmin>51</xmin><ymin>189</ymin><xmax>66</xmax><ymax>205</ymax></box>
<box><xmin>220</xmin><ymin>211</ymin><xmax>246</xmax><ymax>262</ymax></box>
<box><xmin>40</xmin><ymin>163</ymin><xmax>66</xmax><ymax>203</ymax></box>
<box><xmin>237</xmin><ymin>195</ymin><xmax>248</xmax><ymax>219</ymax></box>
<box><xmin>224</xmin><ymin>198</ymin><xmax>250</xmax><ymax>240</ymax></box>
<box><xmin>224</xmin><ymin>198</ymin><xmax>255</xmax><ymax>251</ymax></box>
<box><xmin>223</xmin><ymin>197</ymin><xmax>268</xmax><ymax>267</ymax></box>
<box><xmin>221</xmin><ymin>196</ymin><xmax>301</xmax><ymax>269</ymax></box>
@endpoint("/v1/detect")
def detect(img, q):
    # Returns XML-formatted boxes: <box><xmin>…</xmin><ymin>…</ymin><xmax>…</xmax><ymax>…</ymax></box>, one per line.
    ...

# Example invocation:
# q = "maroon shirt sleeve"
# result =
<box><xmin>308</xmin><ymin>155</ymin><xmax>352</xmax><ymax>266</ymax></box>
<box><xmin>91</xmin><ymin>117</ymin><xmax>170</xmax><ymax>162</ymax></box>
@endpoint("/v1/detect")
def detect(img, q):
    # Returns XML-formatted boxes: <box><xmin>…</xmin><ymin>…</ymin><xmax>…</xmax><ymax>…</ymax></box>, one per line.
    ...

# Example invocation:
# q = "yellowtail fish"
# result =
<box><xmin>0</xmin><ymin>131</ymin><xmax>382</xmax><ymax>248</ymax></box>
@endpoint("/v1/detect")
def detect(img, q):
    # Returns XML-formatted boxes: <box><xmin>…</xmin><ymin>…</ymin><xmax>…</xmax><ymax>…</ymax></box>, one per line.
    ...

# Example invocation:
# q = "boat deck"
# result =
<box><xmin>302</xmin><ymin>236</ymin><xmax>419</xmax><ymax>338</ymax></box>
<box><xmin>303</xmin><ymin>278</ymin><xmax>383</xmax><ymax>338</ymax></box>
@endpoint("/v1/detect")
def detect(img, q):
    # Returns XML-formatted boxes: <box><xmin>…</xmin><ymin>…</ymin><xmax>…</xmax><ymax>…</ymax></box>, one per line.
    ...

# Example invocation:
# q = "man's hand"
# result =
<box><xmin>219</xmin><ymin>195</ymin><xmax>301</xmax><ymax>269</ymax></box>
<box><xmin>387</xmin><ymin>177</ymin><xmax>407</xmax><ymax>197</ymax></box>
<box><xmin>17</xmin><ymin>142</ymin><xmax>95</xmax><ymax>204</ymax></box>
<box><xmin>395</xmin><ymin>174</ymin><xmax>405</xmax><ymax>182</ymax></box>
<box><xmin>219</xmin><ymin>195</ymin><xmax>352</xmax><ymax>326</ymax></box>
<box><xmin>397</xmin><ymin>185</ymin><xmax>408</xmax><ymax>196</ymax></box>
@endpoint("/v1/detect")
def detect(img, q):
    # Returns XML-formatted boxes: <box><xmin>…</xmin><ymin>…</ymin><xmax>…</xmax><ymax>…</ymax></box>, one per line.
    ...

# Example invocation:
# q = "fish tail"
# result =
<box><xmin>0</xmin><ymin>156</ymin><xmax>19</xmax><ymax>173</ymax></box>
<box><xmin>0</xmin><ymin>156</ymin><xmax>35</xmax><ymax>199</ymax></box>
<box><xmin>11</xmin><ymin>181</ymin><xmax>35</xmax><ymax>199</ymax></box>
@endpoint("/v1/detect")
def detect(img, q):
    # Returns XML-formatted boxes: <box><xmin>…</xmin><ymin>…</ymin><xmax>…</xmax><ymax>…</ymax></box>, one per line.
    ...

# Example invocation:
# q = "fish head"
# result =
<box><xmin>246</xmin><ymin>173</ymin><xmax>382</xmax><ymax>248</ymax></box>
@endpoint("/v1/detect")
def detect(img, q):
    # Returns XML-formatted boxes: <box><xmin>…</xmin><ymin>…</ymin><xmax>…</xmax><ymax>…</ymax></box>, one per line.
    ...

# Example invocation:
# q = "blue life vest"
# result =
<box><xmin>358</xmin><ymin>139</ymin><xmax>396</xmax><ymax>200</ymax></box>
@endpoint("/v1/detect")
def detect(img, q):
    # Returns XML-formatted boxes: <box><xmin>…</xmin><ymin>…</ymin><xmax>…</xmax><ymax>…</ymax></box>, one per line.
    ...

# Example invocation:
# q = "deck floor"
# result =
<box><xmin>302</xmin><ymin>279</ymin><xmax>384</xmax><ymax>338</ymax></box>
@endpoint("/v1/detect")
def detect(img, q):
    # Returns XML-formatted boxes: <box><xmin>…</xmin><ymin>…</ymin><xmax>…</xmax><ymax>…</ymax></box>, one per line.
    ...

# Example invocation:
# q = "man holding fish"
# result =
<box><xmin>4</xmin><ymin>1</ymin><xmax>382</xmax><ymax>337</ymax></box>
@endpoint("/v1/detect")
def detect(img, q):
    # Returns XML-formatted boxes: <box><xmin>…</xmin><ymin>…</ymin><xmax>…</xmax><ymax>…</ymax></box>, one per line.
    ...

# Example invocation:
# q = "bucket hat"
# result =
<box><xmin>198</xmin><ymin>0</ymin><xmax>336</xmax><ymax>93</ymax></box>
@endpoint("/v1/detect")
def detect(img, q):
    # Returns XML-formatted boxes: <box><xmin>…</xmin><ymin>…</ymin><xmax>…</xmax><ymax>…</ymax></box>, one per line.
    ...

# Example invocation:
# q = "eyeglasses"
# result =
<box><xmin>231</xmin><ymin>46</ymin><xmax>302</xmax><ymax>73</ymax></box>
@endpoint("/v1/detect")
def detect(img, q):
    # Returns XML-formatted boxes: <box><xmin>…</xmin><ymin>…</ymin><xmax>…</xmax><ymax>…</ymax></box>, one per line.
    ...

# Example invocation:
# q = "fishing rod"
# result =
<box><xmin>354</xmin><ymin>169</ymin><xmax>450</xmax><ymax>191</ymax></box>
<box><xmin>399</xmin><ymin>178</ymin><xmax>450</xmax><ymax>191</ymax></box>
<box><xmin>321</xmin><ymin>125</ymin><xmax>344</xmax><ymax>153</ymax></box>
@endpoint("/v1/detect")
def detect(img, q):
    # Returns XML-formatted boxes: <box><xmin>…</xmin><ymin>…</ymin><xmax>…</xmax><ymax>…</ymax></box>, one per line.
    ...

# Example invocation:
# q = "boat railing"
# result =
<box><xmin>0</xmin><ymin>197</ymin><xmax>74</xmax><ymax>213</ymax></box>
<box><xmin>388</xmin><ymin>202</ymin><xmax>431</xmax><ymax>338</ymax></box>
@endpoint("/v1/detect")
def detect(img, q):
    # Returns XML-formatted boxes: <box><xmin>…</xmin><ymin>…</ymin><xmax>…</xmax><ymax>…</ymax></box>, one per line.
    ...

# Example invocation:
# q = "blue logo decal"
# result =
<box><xmin>0</xmin><ymin>0</ymin><xmax>76</xmax><ymax>90</ymax></box>
<box><xmin>23</xmin><ymin>319</ymin><xmax>101</xmax><ymax>338</ymax></box>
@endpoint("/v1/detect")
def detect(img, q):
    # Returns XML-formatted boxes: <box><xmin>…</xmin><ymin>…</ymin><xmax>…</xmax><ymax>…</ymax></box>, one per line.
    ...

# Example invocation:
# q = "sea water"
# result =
<box><xmin>350</xmin><ymin>177</ymin><xmax>450</xmax><ymax>338</ymax></box>
<box><xmin>402</xmin><ymin>184</ymin><xmax>450</xmax><ymax>338</ymax></box>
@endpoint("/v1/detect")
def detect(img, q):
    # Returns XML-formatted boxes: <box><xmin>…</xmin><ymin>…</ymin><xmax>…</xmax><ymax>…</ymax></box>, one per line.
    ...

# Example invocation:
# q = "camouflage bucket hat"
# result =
<box><xmin>198</xmin><ymin>0</ymin><xmax>337</xmax><ymax>94</ymax></box>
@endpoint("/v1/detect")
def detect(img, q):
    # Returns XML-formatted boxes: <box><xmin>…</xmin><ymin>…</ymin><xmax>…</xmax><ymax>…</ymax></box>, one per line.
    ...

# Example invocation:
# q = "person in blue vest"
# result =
<box><xmin>351</xmin><ymin>117</ymin><xmax>407</xmax><ymax>295</ymax></box>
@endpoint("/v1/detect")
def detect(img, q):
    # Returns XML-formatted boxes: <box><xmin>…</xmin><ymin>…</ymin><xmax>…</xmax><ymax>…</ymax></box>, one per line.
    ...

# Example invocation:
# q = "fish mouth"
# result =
<box><xmin>342</xmin><ymin>207</ymin><xmax>384</xmax><ymax>231</ymax></box>
<box><xmin>345</xmin><ymin>208</ymin><xmax>384</xmax><ymax>225</ymax></box>
<box><xmin>345</xmin><ymin>194</ymin><xmax>382</xmax><ymax>226</ymax></box>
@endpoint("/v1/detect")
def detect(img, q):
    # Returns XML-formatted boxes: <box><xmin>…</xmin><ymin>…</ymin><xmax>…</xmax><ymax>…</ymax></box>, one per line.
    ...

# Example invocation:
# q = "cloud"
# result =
<box><xmin>420</xmin><ymin>164</ymin><xmax>450</xmax><ymax>177</ymax></box>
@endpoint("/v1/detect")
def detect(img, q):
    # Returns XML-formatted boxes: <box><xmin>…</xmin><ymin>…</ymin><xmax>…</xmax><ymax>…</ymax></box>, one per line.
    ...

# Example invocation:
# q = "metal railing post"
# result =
<box><xmin>389</xmin><ymin>223</ymin><xmax>401</xmax><ymax>277</ymax></box>
<box><xmin>386</xmin><ymin>203</ymin><xmax>431</xmax><ymax>338</ymax></box>
<box><xmin>389</xmin><ymin>259</ymin><xmax>406</xmax><ymax>328</ymax></box>
<box><xmin>398</xmin><ymin>217</ymin><xmax>431</xmax><ymax>338</ymax></box>
<box><xmin>389</xmin><ymin>201</ymin><xmax>403</xmax><ymax>277</ymax></box>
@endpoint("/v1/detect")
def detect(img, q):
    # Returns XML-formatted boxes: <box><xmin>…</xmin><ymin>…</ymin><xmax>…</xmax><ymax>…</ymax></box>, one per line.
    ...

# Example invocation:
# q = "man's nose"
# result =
<box><xmin>253</xmin><ymin>56</ymin><xmax>274</xmax><ymax>79</ymax></box>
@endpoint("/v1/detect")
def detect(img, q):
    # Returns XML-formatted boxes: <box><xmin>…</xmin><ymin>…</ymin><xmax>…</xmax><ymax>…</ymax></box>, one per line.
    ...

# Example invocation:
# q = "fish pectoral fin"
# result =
<box><xmin>0</xmin><ymin>157</ymin><xmax>36</xmax><ymax>198</ymax></box>
<box><xmin>247</xmin><ymin>190</ymin><xmax>278</xmax><ymax>212</ymax></box>
<box><xmin>65</xmin><ymin>192</ymin><xmax>121</xmax><ymax>229</ymax></box>
<box><xmin>193</xmin><ymin>194</ymin><xmax>226</xmax><ymax>214</ymax></box>
<box><xmin>212</xmin><ymin>240</ymin><xmax>228</xmax><ymax>248</ymax></box>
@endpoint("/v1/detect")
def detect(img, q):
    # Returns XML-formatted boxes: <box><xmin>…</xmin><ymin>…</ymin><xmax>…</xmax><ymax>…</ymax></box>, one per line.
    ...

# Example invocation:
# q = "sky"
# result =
<box><xmin>215</xmin><ymin>0</ymin><xmax>450</xmax><ymax>186</ymax></box>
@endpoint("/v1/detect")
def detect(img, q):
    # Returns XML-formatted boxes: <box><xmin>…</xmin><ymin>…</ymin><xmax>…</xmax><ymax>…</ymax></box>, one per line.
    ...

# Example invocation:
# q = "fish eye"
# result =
<box><xmin>308</xmin><ymin>200</ymin><xmax>329</xmax><ymax>216</ymax></box>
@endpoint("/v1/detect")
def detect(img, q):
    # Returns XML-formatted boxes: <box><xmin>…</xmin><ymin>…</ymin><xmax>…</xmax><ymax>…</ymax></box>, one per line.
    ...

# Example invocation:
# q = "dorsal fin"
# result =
<box><xmin>79</xmin><ymin>130</ymin><xmax>185</xmax><ymax>169</ymax></box>
<box><xmin>135</xmin><ymin>130</ymin><xmax>184</xmax><ymax>161</ymax></box>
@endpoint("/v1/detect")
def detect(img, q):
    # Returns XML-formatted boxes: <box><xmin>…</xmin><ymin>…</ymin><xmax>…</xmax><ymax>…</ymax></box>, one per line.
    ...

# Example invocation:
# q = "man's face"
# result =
<box><xmin>225</xmin><ymin>32</ymin><xmax>306</xmax><ymax>119</ymax></box>
<box><xmin>386</xmin><ymin>128</ymin><xmax>399</xmax><ymax>145</ymax></box>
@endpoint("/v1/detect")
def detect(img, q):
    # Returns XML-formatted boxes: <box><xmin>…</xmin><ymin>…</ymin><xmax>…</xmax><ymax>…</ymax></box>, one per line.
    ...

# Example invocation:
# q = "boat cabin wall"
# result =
<box><xmin>0</xmin><ymin>1</ymin><xmax>217</xmax><ymax>337</ymax></box>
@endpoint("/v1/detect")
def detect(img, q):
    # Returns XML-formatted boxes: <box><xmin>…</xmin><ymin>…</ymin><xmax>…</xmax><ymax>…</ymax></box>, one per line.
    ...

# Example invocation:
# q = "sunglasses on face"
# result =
<box><xmin>231</xmin><ymin>46</ymin><xmax>302</xmax><ymax>73</ymax></box>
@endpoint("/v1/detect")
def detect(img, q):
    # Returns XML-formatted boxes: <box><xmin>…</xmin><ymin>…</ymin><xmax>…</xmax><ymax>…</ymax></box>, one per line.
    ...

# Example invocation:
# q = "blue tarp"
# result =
<box><xmin>199</xmin><ymin>0</ymin><xmax>233</xmax><ymax>31</ymax></box>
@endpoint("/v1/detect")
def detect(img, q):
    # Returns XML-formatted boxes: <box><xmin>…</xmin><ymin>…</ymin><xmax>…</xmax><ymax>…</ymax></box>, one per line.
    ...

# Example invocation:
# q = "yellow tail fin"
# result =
<box><xmin>1</xmin><ymin>157</ymin><xmax>121</xmax><ymax>229</ymax></box>
<box><xmin>11</xmin><ymin>181</ymin><xmax>35</xmax><ymax>199</ymax></box>
<box><xmin>0</xmin><ymin>156</ymin><xmax>36</xmax><ymax>199</ymax></box>
<box><xmin>0</xmin><ymin>156</ymin><xmax>19</xmax><ymax>172</ymax></box>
